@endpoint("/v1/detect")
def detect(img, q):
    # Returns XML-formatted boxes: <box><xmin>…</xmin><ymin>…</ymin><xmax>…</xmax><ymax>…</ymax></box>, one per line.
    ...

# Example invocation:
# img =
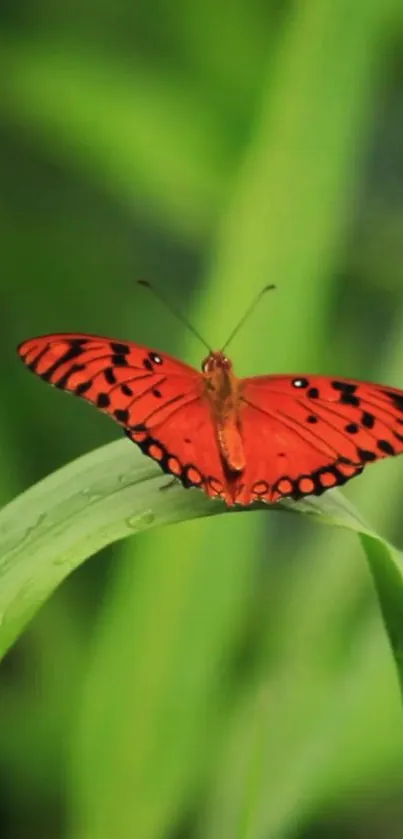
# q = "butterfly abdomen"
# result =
<box><xmin>217</xmin><ymin>417</ymin><xmax>245</xmax><ymax>472</ymax></box>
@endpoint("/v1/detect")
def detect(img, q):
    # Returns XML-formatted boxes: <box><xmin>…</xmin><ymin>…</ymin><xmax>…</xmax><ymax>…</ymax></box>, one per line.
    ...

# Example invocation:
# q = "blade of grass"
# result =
<box><xmin>0</xmin><ymin>439</ymin><xmax>212</xmax><ymax>659</ymax></box>
<box><xmin>0</xmin><ymin>437</ymin><xmax>403</xmax><ymax>679</ymax></box>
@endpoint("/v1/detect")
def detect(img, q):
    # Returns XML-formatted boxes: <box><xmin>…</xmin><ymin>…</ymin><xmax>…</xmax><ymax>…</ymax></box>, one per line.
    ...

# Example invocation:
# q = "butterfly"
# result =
<box><xmin>17</xmin><ymin>330</ymin><xmax>403</xmax><ymax>507</ymax></box>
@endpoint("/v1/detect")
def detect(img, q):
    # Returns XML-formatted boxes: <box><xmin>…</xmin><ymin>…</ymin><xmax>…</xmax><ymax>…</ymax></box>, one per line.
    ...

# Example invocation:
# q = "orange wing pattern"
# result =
<box><xmin>234</xmin><ymin>373</ymin><xmax>403</xmax><ymax>504</ymax></box>
<box><xmin>17</xmin><ymin>334</ymin><xmax>228</xmax><ymax>500</ymax></box>
<box><xmin>17</xmin><ymin>335</ymin><xmax>403</xmax><ymax>507</ymax></box>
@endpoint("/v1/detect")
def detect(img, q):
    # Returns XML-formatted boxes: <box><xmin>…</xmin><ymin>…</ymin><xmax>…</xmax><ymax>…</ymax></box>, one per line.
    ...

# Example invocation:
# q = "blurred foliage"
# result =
<box><xmin>1</xmin><ymin>0</ymin><xmax>403</xmax><ymax>838</ymax></box>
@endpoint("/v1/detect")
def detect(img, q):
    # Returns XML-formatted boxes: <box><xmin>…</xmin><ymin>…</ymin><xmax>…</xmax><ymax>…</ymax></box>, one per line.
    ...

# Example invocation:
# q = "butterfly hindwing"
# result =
<box><xmin>126</xmin><ymin>398</ymin><xmax>228</xmax><ymax>500</ymax></box>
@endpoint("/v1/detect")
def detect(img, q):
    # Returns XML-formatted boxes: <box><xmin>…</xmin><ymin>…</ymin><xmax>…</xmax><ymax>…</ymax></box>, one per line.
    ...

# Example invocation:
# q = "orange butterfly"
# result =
<box><xmin>18</xmin><ymin>284</ymin><xmax>403</xmax><ymax>506</ymax></box>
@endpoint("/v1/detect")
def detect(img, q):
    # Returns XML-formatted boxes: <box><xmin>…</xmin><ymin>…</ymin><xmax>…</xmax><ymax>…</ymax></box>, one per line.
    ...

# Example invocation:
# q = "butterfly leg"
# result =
<box><xmin>159</xmin><ymin>477</ymin><xmax>180</xmax><ymax>493</ymax></box>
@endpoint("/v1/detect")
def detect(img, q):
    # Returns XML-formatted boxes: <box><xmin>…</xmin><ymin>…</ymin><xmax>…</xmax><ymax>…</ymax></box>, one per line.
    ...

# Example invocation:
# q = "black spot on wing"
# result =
<box><xmin>75</xmin><ymin>380</ymin><xmax>92</xmax><ymax>396</ymax></box>
<box><xmin>331</xmin><ymin>381</ymin><xmax>357</xmax><ymax>394</ymax></box>
<box><xmin>340</xmin><ymin>393</ymin><xmax>360</xmax><ymax>407</ymax></box>
<box><xmin>112</xmin><ymin>354</ymin><xmax>129</xmax><ymax>367</ymax></box>
<box><xmin>377</xmin><ymin>439</ymin><xmax>395</xmax><ymax>455</ymax></box>
<box><xmin>104</xmin><ymin>368</ymin><xmax>117</xmax><ymax>385</ymax></box>
<box><xmin>331</xmin><ymin>381</ymin><xmax>360</xmax><ymax>406</ymax></box>
<box><xmin>382</xmin><ymin>389</ymin><xmax>403</xmax><ymax>413</ymax></box>
<box><xmin>114</xmin><ymin>409</ymin><xmax>129</xmax><ymax>424</ymax></box>
<box><xmin>356</xmin><ymin>447</ymin><xmax>376</xmax><ymax>463</ymax></box>
<box><xmin>361</xmin><ymin>411</ymin><xmax>375</xmax><ymax>429</ymax></box>
<box><xmin>97</xmin><ymin>392</ymin><xmax>110</xmax><ymax>408</ymax></box>
<box><xmin>110</xmin><ymin>341</ymin><xmax>130</xmax><ymax>355</ymax></box>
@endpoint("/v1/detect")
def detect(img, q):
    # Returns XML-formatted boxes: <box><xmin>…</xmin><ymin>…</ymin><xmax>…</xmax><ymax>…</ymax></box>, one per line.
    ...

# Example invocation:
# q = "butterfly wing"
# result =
<box><xmin>234</xmin><ymin>373</ymin><xmax>403</xmax><ymax>504</ymax></box>
<box><xmin>18</xmin><ymin>334</ymin><xmax>228</xmax><ymax>499</ymax></box>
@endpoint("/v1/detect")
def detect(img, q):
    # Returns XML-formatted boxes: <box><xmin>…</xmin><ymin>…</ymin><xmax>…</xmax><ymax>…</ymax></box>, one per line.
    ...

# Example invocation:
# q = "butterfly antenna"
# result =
<box><xmin>138</xmin><ymin>280</ymin><xmax>212</xmax><ymax>352</ymax></box>
<box><xmin>221</xmin><ymin>284</ymin><xmax>276</xmax><ymax>352</ymax></box>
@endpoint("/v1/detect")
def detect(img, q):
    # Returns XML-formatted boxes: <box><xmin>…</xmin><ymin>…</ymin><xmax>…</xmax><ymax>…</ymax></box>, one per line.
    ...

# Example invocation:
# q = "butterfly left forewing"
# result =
<box><xmin>18</xmin><ymin>333</ymin><xmax>201</xmax><ymax>424</ymax></box>
<box><xmin>237</xmin><ymin>373</ymin><xmax>403</xmax><ymax>504</ymax></box>
<box><xmin>18</xmin><ymin>333</ymin><xmax>229</xmax><ymax>501</ymax></box>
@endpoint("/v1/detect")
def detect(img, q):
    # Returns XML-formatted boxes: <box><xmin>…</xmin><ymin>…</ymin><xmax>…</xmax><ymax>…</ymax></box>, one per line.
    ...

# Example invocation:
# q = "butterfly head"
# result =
<box><xmin>202</xmin><ymin>351</ymin><xmax>232</xmax><ymax>375</ymax></box>
<box><xmin>202</xmin><ymin>352</ymin><xmax>237</xmax><ymax>405</ymax></box>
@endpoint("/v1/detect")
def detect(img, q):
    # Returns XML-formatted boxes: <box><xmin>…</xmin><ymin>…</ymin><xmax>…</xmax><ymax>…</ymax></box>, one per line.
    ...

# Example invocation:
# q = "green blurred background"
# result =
<box><xmin>2</xmin><ymin>1</ymin><xmax>403</xmax><ymax>837</ymax></box>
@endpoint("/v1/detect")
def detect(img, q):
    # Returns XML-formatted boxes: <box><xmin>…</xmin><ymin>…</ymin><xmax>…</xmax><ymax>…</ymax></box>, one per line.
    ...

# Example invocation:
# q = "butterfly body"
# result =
<box><xmin>202</xmin><ymin>351</ymin><xmax>245</xmax><ymax>475</ymax></box>
<box><xmin>18</xmin><ymin>333</ymin><xmax>403</xmax><ymax>507</ymax></box>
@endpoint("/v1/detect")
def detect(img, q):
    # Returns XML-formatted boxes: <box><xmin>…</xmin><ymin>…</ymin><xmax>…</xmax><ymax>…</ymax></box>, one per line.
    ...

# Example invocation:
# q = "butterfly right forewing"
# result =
<box><xmin>235</xmin><ymin>372</ymin><xmax>403</xmax><ymax>504</ymax></box>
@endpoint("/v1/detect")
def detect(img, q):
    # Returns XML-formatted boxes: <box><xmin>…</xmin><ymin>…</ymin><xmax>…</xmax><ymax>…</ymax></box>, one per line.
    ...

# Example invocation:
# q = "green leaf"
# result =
<box><xmin>1</xmin><ymin>438</ymin><xmax>403</xmax><ymax>695</ymax></box>
<box><xmin>0</xmin><ymin>439</ymin><xmax>212</xmax><ymax>659</ymax></box>
<box><xmin>359</xmin><ymin>534</ymin><xmax>403</xmax><ymax>682</ymax></box>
